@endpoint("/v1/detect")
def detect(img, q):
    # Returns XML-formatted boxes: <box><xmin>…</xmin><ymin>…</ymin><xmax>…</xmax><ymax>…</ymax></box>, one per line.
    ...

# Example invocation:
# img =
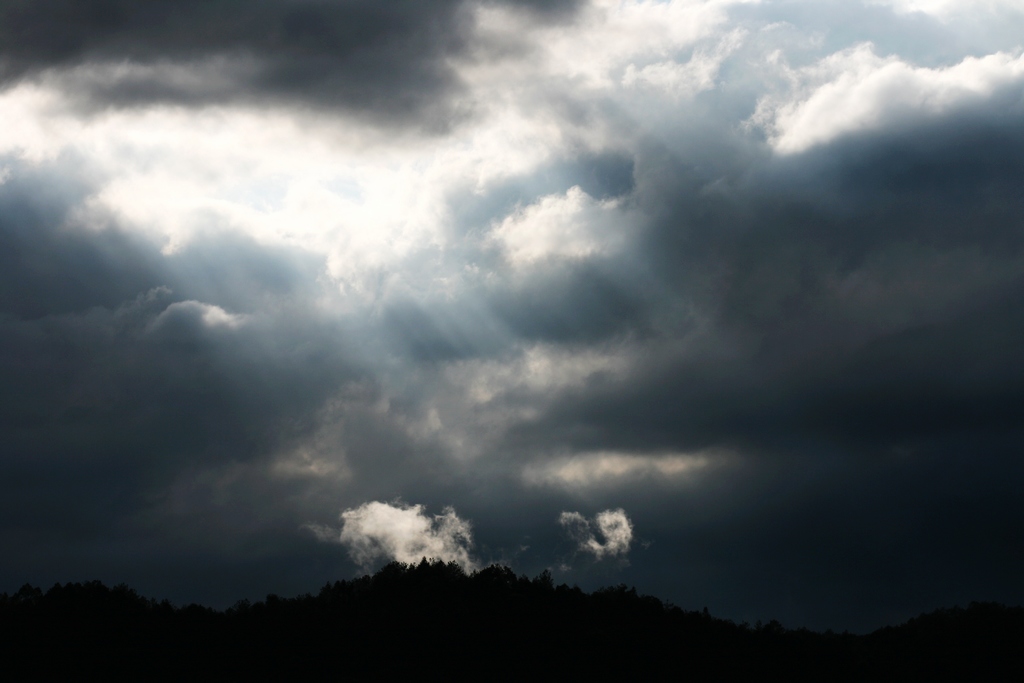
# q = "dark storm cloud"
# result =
<box><xmin>493</xmin><ymin>92</ymin><xmax>1024</xmax><ymax>455</ymax></box>
<box><xmin>0</xmin><ymin>159</ymin><xmax>361</xmax><ymax>590</ymax></box>
<box><xmin>3</xmin><ymin>0</ymin><xmax>1024</xmax><ymax>632</ymax></box>
<box><xmin>0</xmin><ymin>0</ymin><xmax>580</xmax><ymax>122</ymax></box>
<box><xmin>463</xmin><ymin>86</ymin><xmax>1024</xmax><ymax>629</ymax></box>
<box><xmin>488</xmin><ymin>261</ymin><xmax>652</xmax><ymax>344</ymax></box>
<box><xmin>0</xmin><ymin>164</ymin><xmax>161</xmax><ymax>318</ymax></box>
<box><xmin>606</xmin><ymin>431</ymin><xmax>1024</xmax><ymax>633</ymax></box>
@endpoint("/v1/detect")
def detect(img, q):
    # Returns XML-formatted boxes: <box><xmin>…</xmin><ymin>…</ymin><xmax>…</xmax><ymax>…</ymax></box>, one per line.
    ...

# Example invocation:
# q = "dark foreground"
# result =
<box><xmin>2</xmin><ymin>560</ymin><xmax>1022</xmax><ymax>681</ymax></box>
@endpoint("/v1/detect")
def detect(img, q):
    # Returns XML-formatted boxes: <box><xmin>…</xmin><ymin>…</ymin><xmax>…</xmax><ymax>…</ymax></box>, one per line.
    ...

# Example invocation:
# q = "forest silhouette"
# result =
<box><xmin>2</xmin><ymin>559</ymin><xmax>1022</xmax><ymax>680</ymax></box>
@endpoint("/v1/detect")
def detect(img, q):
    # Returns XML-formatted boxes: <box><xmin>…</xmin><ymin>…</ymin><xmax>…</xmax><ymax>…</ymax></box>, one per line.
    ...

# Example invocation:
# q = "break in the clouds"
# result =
<box><xmin>2</xmin><ymin>0</ymin><xmax>1024</xmax><ymax>631</ymax></box>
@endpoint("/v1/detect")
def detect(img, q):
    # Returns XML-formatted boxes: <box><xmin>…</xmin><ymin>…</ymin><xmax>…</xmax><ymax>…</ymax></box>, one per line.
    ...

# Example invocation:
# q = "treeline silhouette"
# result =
<box><xmin>2</xmin><ymin>559</ymin><xmax>1022</xmax><ymax>680</ymax></box>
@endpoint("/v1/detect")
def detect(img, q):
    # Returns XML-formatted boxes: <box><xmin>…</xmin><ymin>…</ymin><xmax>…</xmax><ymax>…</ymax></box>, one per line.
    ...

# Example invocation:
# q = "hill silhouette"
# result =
<box><xmin>2</xmin><ymin>559</ymin><xmax>1022</xmax><ymax>680</ymax></box>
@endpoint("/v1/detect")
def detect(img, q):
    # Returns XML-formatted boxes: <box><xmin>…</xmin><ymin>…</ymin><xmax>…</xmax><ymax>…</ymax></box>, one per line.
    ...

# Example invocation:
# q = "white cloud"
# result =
<box><xmin>490</xmin><ymin>186</ymin><xmax>625</xmax><ymax>265</ymax></box>
<box><xmin>449</xmin><ymin>343</ymin><xmax>631</xmax><ymax>406</ymax></box>
<box><xmin>0</xmin><ymin>73</ymin><xmax>604</xmax><ymax>294</ymax></box>
<box><xmin>755</xmin><ymin>44</ymin><xmax>1024</xmax><ymax>154</ymax></box>
<box><xmin>384</xmin><ymin>344</ymin><xmax>636</xmax><ymax>463</ymax></box>
<box><xmin>0</xmin><ymin>0</ymin><xmax>760</xmax><ymax>305</ymax></box>
<box><xmin>559</xmin><ymin>508</ymin><xmax>634</xmax><ymax>559</ymax></box>
<box><xmin>2</xmin><ymin>0</ymin><xmax>1018</xmax><ymax>307</ymax></box>
<box><xmin>326</xmin><ymin>501</ymin><xmax>478</xmax><ymax>571</ymax></box>
<box><xmin>622</xmin><ymin>28</ymin><xmax>746</xmax><ymax>97</ymax></box>
<box><xmin>146</xmin><ymin>301</ymin><xmax>248</xmax><ymax>333</ymax></box>
<box><xmin>474</xmin><ymin>0</ymin><xmax>758</xmax><ymax>90</ymax></box>
<box><xmin>525</xmin><ymin>451</ymin><xmax>714</xmax><ymax>488</ymax></box>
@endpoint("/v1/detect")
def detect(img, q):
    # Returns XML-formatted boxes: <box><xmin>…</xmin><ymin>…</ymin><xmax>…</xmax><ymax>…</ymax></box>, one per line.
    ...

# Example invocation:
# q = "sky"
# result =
<box><xmin>2</xmin><ymin>0</ymin><xmax>1023</xmax><ymax>633</ymax></box>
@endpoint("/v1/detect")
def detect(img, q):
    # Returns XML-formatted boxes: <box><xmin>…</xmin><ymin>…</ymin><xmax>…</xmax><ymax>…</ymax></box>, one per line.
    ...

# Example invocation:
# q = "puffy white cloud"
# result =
<box><xmin>326</xmin><ymin>501</ymin><xmax>478</xmax><ymax>571</ymax></box>
<box><xmin>755</xmin><ymin>44</ymin><xmax>1024</xmax><ymax>154</ymax></box>
<box><xmin>559</xmin><ymin>508</ymin><xmax>634</xmax><ymax>559</ymax></box>
<box><xmin>490</xmin><ymin>186</ymin><xmax>626</xmax><ymax>265</ymax></box>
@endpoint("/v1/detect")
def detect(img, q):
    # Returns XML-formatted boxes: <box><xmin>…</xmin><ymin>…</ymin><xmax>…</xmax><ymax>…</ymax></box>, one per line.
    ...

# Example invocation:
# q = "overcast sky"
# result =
<box><xmin>3</xmin><ymin>0</ymin><xmax>1024</xmax><ymax>632</ymax></box>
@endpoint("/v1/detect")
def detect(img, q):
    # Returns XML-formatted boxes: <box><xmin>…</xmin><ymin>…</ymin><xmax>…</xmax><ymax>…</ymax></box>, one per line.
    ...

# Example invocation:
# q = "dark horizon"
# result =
<box><xmin>5</xmin><ymin>558</ymin><xmax>1023</xmax><ymax>635</ymax></box>
<box><xmin>2</xmin><ymin>0</ymin><xmax>1024</xmax><ymax>635</ymax></box>
<box><xmin>5</xmin><ymin>563</ymin><xmax>1024</xmax><ymax>681</ymax></box>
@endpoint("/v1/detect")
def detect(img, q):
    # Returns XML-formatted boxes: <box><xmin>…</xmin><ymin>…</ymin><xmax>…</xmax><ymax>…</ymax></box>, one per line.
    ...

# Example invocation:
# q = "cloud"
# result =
<box><xmin>755</xmin><ymin>44</ymin><xmax>1024</xmax><ymax>154</ymax></box>
<box><xmin>0</xmin><ymin>0</ymin><xmax>579</xmax><ymax>123</ymax></box>
<box><xmin>3</xmin><ymin>0</ymin><xmax>1024</xmax><ymax>632</ymax></box>
<box><xmin>483</xmin><ymin>0</ymin><xmax>758</xmax><ymax>89</ymax></box>
<box><xmin>490</xmin><ymin>186</ymin><xmax>626</xmax><ymax>265</ymax></box>
<box><xmin>331</xmin><ymin>502</ymin><xmax>478</xmax><ymax>571</ymax></box>
<box><xmin>524</xmin><ymin>452</ymin><xmax>715</xmax><ymax>489</ymax></box>
<box><xmin>622</xmin><ymin>28</ymin><xmax>745</xmax><ymax>97</ymax></box>
<box><xmin>146</xmin><ymin>300</ymin><xmax>248</xmax><ymax>335</ymax></box>
<box><xmin>559</xmin><ymin>509</ymin><xmax>633</xmax><ymax>559</ymax></box>
<box><xmin>0</xmin><ymin>156</ymin><xmax>362</xmax><ymax>558</ymax></box>
<box><xmin>866</xmin><ymin>0</ymin><xmax>1024</xmax><ymax>19</ymax></box>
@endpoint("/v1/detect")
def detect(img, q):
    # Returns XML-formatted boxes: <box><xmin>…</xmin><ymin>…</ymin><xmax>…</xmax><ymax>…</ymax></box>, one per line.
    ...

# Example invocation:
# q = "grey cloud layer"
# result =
<box><xmin>0</xmin><ymin>161</ymin><xmax>355</xmax><ymax>564</ymax></box>
<box><xmin>0</xmin><ymin>0</ymin><xmax>579</xmax><ymax>123</ymax></box>
<box><xmin>2</xmin><ymin>0</ymin><xmax>1024</xmax><ymax>631</ymax></box>
<box><xmin>523</xmin><ymin>113</ymin><xmax>1024</xmax><ymax>456</ymax></box>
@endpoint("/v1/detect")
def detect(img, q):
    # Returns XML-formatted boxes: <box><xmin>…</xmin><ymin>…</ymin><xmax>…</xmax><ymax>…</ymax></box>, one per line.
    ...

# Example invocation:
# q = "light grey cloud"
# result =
<box><xmin>324</xmin><ymin>501</ymin><xmax>478</xmax><ymax>571</ymax></box>
<box><xmin>751</xmin><ymin>43</ymin><xmax>1024</xmax><ymax>154</ymax></box>
<box><xmin>559</xmin><ymin>509</ymin><xmax>633</xmax><ymax>559</ymax></box>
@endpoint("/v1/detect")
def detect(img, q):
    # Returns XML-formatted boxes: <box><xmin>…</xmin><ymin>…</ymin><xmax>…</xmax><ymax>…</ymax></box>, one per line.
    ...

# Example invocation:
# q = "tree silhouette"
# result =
<box><xmin>1</xmin><ymin>565</ymin><xmax>1022</xmax><ymax>680</ymax></box>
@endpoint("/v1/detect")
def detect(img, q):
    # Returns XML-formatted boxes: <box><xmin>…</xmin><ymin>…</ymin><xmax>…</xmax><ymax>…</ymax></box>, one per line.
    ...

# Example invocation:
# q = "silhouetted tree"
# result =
<box><xmin>2</xmin><ymin>568</ymin><xmax>1022</xmax><ymax>680</ymax></box>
